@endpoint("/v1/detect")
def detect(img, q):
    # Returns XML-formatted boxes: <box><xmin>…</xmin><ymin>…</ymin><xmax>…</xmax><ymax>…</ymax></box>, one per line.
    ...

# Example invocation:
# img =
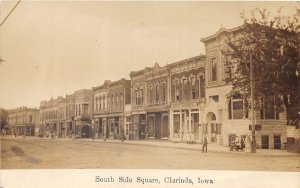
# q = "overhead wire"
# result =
<box><xmin>0</xmin><ymin>0</ymin><xmax>21</xmax><ymax>28</ymax></box>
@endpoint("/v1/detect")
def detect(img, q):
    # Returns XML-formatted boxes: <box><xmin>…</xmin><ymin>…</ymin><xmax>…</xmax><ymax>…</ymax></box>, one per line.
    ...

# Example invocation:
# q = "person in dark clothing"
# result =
<box><xmin>202</xmin><ymin>135</ymin><xmax>208</xmax><ymax>153</ymax></box>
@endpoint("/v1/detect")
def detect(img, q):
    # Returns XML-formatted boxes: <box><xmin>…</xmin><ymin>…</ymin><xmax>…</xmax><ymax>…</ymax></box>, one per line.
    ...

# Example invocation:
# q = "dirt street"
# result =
<box><xmin>1</xmin><ymin>137</ymin><xmax>299</xmax><ymax>171</ymax></box>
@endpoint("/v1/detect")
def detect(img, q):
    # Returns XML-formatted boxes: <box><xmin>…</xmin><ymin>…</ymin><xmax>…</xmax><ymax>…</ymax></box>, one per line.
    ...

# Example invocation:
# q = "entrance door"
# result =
<box><xmin>274</xmin><ymin>135</ymin><xmax>281</xmax><ymax>149</ymax></box>
<box><xmin>162</xmin><ymin>115</ymin><xmax>169</xmax><ymax>138</ymax></box>
<box><xmin>261</xmin><ymin>135</ymin><xmax>269</xmax><ymax>149</ymax></box>
<box><xmin>139</xmin><ymin>121</ymin><xmax>146</xmax><ymax>140</ymax></box>
<box><xmin>206</xmin><ymin>112</ymin><xmax>217</xmax><ymax>143</ymax></box>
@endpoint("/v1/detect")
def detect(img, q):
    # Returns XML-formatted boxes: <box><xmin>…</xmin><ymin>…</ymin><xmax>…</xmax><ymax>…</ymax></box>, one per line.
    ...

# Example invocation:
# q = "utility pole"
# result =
<box><xmin>121</xmin><ymin>79</ymin><xmax>125</xmax><ymax>142</ymax></box>
<box><xmin>250</xmin><ymin>52</ymin><xmax>256</xmax><ymax>153</ymax></box>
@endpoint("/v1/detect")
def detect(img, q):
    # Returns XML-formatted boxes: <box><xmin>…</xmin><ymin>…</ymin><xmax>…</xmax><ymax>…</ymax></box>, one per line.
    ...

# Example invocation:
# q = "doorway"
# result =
<box><xmin>261</xmin><ymin>135</ymin><xmax>269</xmax><ymax>149</ymax></box>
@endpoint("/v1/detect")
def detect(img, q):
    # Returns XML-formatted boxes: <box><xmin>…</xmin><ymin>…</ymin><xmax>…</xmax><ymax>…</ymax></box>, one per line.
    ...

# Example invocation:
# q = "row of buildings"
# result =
<box><xmin>6</xmin><ymin>25</ymin><xmax>299</xmax><ymax>150</ymax></box>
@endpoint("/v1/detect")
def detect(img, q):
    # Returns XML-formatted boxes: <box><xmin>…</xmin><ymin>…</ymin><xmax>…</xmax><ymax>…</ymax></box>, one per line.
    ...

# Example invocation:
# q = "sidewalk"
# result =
<box><xmin>76</xmin><ymin>137</ymin><xmax>300</xmax><ymax>157</ymax></box>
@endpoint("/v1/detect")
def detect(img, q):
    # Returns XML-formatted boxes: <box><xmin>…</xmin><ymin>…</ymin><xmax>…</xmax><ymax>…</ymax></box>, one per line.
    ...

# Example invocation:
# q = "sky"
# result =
<box><xmin>0</xmin><ymin>1</ymin><xmax>298</xmax><ymax>109</ymax></box>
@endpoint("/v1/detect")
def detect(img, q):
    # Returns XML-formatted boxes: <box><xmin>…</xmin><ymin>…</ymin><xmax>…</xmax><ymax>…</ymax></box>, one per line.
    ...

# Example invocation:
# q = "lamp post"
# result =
<box><xmin>250</xmin><ymin>52</ymin><xmax>256</xmax><ymax>153</ymax></box>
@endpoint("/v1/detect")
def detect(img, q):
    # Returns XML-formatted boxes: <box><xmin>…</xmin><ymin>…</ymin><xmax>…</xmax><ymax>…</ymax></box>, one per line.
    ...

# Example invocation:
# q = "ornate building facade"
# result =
<box><xmin>92</xmin><ymin>79</ymin><xmax>131</xmax><ymax>140</ymax></box>
<box><xmin>168</xmin><ymin>55</ymin><xmax>206</xmax><ymax>143</ymax></box>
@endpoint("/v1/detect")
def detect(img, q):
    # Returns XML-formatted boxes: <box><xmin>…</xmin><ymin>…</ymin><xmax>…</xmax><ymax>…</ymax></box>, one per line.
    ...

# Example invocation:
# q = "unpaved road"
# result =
<box><xmin>1</xmin><ymin>137</ymin><xmax>299</xmax><ymax>171</ymax></box>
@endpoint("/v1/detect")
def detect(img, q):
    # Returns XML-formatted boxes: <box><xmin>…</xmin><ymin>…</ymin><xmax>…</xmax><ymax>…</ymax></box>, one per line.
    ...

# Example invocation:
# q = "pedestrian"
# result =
<box><xmin>202</xmin><ymin>135</ymin><xmax>208</xmax><ymax>153</ymax></box>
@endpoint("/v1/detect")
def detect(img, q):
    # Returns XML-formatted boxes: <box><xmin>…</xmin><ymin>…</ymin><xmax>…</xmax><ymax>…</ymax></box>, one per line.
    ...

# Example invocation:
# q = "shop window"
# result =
<box><xmin>173</xmin><ymin>114</ymin><xmax>180</xmax><ymax>138</ymax></box>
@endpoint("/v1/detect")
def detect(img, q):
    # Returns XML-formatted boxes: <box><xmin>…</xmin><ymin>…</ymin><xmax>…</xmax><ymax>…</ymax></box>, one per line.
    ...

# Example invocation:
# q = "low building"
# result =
<box><xmin>7</xmin><ymin>106</ymin><xmax>39</xmax><ymax>136</ymax></box>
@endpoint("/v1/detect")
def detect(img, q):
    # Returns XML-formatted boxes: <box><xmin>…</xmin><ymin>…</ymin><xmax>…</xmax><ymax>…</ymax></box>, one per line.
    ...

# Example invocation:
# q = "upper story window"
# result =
<box><xmin>210</xmin><ymin>95</ymin><xmax>219</xmax><ymax>102</ymax></box>
<box><xmin>211</xmin><ymin>57</ymin><xmax>217</xmax><ymax>81</ymax></box>
<box><xmin>161</xmin><ymin>83</ymin><xmax>166</xmax><ymax>103</ymax></box>
<box><xmin>182</xmin><ymin>78</ymin><xmax>188</xmax><ymax>100</ymax></box>
<box><xmin>174</xmin><ymin>80</ymin><xmax>180</xmax><ymax>101</ymax></box>
<box><xmin>228</xmin><ymin>94</ymin><xmax>248</xmax><ymax>120</ymax></box>
<box><xmin>78</xmin><ymin>105</ymin><xmax>81</xmax><ymax>116</ymax></box>
<box><xmin>82</xmin><ymin>104</ymin><xmax>89</xmax><ymax>115</ymax></box>
<box><xmin>190</xmin><ymin>77</ymin><xmax>196</xmax><ymax>100</ymax></box>
<box><xmin>103</xmin><ymin>96</ymin><xmax>106</xmax><ymax>109</ymax></box>
<box><xmin>155</xmin><ymin>84</ymin><xmax>159</xmax><ymax>103</ymax></box>
<box><xmin>135</xmin><ymin>90</ymin><xmax>138</xmax><ymax>106</ymax></box>
<box><xmin>139</xmin><ymin>89</ymin><xmax>143</xmax><ymax>105</ymax></box>
<box><xmin>95</xmin><ymin>97</ymin><xmax>98</xmax><ymax>112</ymax></box>
<box><xmin>149</xmin><ymin>85</ymin><xmax>153</xmax><ymax>104</ymax></box>
<box><xmin>260</xmin><ymin>96</ymin><xmax>278</xmax><ymax>120</ymax></box>
<box><xmin>135</xmin><ymin>88</ymin><xmax>143</xmax><ymax>106</ymax></box>
<box><xmin>99</xmin><ymin>97</ymin><xmax>102</xmax><ymax>111</ymax></box>
<box><xmin>199</xmin><ymin>74</ymin><xmax>205</xmax><ymax>98</ymax></box>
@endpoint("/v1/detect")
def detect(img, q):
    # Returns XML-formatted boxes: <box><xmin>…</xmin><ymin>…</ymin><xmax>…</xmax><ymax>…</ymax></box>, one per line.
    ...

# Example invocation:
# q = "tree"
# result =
<box><xmin>0</xmin><ymin>108</ymin><xmax>8</xmax><ymax>133</ymax></box>
<box><xmin>222</xmin><ymin>7</ymin><xmax>300</xmax><ymax>123</ymax></box>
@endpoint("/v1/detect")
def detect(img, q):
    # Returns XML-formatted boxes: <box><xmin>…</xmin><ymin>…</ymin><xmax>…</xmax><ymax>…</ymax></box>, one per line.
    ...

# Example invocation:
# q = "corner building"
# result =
<box><xmin>200</xmin><ymin>26</ymin><xmax>287</xmax><ymax>148</ymax></box>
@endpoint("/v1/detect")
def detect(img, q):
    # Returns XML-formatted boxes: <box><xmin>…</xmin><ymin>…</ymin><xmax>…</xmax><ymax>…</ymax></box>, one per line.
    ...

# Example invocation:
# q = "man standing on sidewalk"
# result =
<box><xmin>202</xmin><ymin>135</ymin><xmax>208</xmax><ymax>153</ymax></box>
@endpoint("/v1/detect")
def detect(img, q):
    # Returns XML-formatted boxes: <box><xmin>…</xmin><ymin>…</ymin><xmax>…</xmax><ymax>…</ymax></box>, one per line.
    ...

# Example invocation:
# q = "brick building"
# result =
<box><xmin>168</xmin><ymin>55</ymin><xmax>206</xmax><ymax>143</ymax></box>
<box><xmin>145</xmin><ymin>63</ymin><xmax>170</xmax><ymax>140</ymax></box>
<box><xmin>92</xmin><ymin>79</ymin><xmax>131</xmax><ymax>140</ymax></box>
<box><xmin>74</xmin><ymin>89</ymin><xmax>93</xmax><ymax>138</ymax></box>
<box><xmin>130</xmin><ymin>69</ymin><xmax>148</xmax><ymax>140</ymax></box>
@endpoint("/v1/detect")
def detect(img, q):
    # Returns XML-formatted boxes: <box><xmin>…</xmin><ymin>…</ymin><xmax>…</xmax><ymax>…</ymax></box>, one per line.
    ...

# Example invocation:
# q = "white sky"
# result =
<box><xmin>0</xmin><ymin>1</ymin><xmax>298</xmax><ymax>109</ymax></box>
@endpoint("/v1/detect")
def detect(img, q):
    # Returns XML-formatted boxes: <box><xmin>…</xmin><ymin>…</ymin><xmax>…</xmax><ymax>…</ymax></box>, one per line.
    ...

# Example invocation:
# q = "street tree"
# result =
<box><xmin>0</xmin><ymin>108</ymin><xmax>8</xmax><ymax>134</ymax></box>
<box><xmin>222</xmin><ymin>7</ymin><xmax>300</xmax><ymax>124</ymax></box>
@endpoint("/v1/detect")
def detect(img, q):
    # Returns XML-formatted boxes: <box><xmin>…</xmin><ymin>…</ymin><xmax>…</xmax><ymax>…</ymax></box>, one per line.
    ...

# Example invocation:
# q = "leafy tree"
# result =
<box><xmin>0</xmin><ymin>108</ymin><xmax>8</xmax><ymax>132</ymax></box>
<box><xmin>222</xmin><ymin>7</ymin><xmax>300</xmax><ymax>123</ymax></box>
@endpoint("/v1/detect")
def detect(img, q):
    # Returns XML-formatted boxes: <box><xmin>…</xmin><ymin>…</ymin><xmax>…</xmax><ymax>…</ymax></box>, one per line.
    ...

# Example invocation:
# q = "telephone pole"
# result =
<box><xmin>250</xmin><ymin>52</ymin><xmax>256</xmax><ymax>153</ymax></box>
